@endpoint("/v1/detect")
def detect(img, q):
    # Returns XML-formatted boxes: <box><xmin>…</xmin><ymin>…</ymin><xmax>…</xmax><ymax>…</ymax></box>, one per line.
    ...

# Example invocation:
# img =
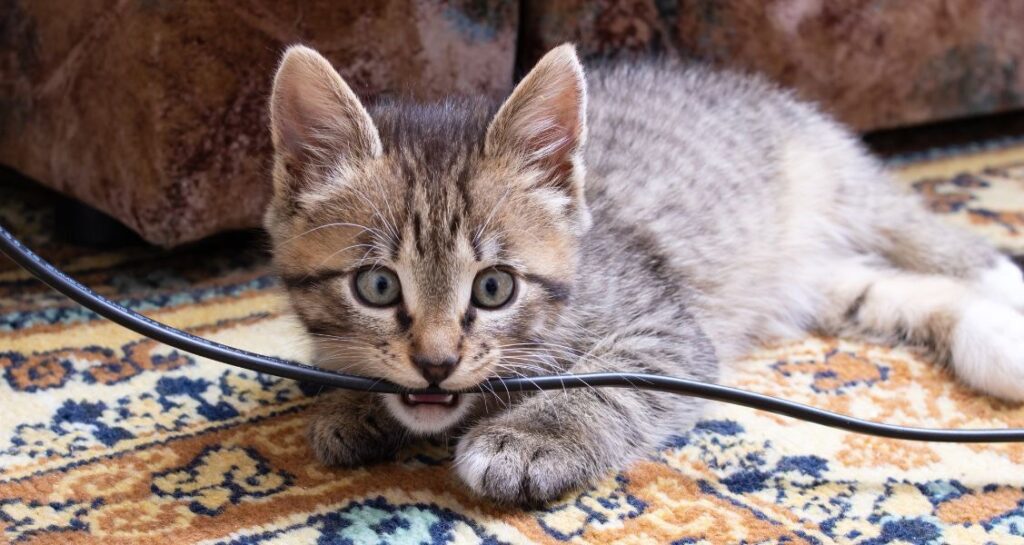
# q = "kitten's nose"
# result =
<box><xmin>411</xmin><ymin>355</ymin><xmax>460</xmax><ymax>385</ymax></box>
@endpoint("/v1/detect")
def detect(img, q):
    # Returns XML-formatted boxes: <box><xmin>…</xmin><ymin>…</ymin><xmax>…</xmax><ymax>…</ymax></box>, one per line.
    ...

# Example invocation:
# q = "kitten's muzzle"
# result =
<box><xmin>411</xmin><ymin>354</ymin><xmax>461</xmax><ymax>385</ymax></box>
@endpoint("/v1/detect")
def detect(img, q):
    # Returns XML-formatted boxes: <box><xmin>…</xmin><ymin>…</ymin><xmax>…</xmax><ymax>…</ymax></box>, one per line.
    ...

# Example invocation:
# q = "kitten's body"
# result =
<box><xmin>585</xmin><ymin>62</ymin><xmax>1003</xmax><ymax>360</ymax></box>
<box><xmin>265</xmin><ymin>46</ymin><xmax>1024</xmax><ymax>506</ymax></box>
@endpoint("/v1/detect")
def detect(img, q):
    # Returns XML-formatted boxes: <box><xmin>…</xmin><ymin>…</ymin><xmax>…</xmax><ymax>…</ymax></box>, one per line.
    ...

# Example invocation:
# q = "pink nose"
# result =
<box><xmin>410</xmin><ymin>354</ymin><xmax>459</xmax><ymax>384</ymax></box>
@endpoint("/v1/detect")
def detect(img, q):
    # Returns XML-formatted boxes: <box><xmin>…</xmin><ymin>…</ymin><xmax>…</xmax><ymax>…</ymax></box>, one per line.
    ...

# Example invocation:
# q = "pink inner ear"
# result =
<box><xmin>519</xmin><ymin>86</ymin><xmax>584</xmax><ymax>186</ymax></box>
<box><xmin>270</xmin><ymin>47</ymin><xmax>381</xmax><ymax>163</ymax></box>
<box><xmin>487</xmin><ymin>45</ymin><xmax>587</xmax><ymax>188</ymax></box>
<box><xmin>273</xmin><ymin>98</ymin><xmax>314</xmax><ymax>157</ymax></box>
<box><xmin>273</xmin><ymin>82</ymin><xmax>350</xmax><ymax>158</ymax></box>
<box><xmin>527</xmin><ymin>117</ymin><xmax>579</xmax><ymax>184</ymax></box>
<box><xmin>494</xmin><ymin>94</ymin><xmax>582</xmax><ymax>187</ymax></box>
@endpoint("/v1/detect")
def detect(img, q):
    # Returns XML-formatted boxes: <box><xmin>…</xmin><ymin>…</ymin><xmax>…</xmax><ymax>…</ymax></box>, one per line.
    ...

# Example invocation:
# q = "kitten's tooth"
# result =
<box><xmin>407</xmin><ymin>394</ymin><xmax>456</xmax><ymax>405</ymax></box>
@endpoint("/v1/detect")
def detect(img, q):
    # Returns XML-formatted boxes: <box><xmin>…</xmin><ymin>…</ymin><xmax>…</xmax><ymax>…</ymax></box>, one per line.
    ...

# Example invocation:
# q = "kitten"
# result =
<box><xmin>264</xmin><ymin>44</ymin><xmax>1024</xmax><ymax>506</ymax></box>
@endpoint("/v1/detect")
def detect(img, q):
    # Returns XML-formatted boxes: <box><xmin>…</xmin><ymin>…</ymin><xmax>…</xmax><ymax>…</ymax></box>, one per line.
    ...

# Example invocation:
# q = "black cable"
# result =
<box><xmin>2</xmin><ymin>222</ymin><xmax>1023</xmax><ymax>442</ymax></box>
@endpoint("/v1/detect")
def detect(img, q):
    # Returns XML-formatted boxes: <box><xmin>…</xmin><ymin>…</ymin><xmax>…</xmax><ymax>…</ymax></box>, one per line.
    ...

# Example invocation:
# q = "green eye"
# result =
<box><xmin>471</xmin><ymin>268</ymin><xmax>516</xmax><ymax>309</ymax></box>
<box><xmin>354</xmin><ymin>268</ymin><xmax>401</xmax><ymax>307</ymax></box>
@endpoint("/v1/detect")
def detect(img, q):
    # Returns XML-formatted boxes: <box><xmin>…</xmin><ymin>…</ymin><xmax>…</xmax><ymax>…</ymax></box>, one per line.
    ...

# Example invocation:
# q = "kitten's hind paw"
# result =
<box><xmin>952</xmin><ymin>298</ymin><xmax>1024</xmax><ymax>402</ymax></box>
<box><xmin>975</xmin><ymin>256</ymin><xmax>1024</xmax><ymax>312</ymax></box>
<box><xmin>453</xmin><ymin>422</ymin><xmax>597</xmax><ymax>506</ymax></box>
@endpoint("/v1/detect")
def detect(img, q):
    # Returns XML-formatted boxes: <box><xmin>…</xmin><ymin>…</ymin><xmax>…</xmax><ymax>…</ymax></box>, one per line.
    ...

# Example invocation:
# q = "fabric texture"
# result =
<box><xmin>3</xmin><ymin>143</ymin><xmax>1024</xmax><ymax>543</ymax></box>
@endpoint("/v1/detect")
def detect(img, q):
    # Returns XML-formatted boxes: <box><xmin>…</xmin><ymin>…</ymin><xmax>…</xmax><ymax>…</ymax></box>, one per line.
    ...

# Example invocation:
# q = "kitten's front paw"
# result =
<box><xmin>454</xmin><ymin>422</ymin><xmax>595</xmax><ymax>506</ymax></box>
<box><xmin>308</xmin><ymin>407</ymin><xmax>400</xmax><ymax>468</ymax></box>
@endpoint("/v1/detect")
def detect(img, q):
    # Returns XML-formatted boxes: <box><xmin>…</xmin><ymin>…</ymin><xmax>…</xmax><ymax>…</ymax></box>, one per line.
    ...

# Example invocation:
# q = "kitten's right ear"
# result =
<box><xmin>269</xmin><ymin>45</ymin><xmax>381</xmax><ymax>189</ymax></box>
<box><xmin>485</xmin><ymin>44</ymin><xmax>587</xmax><ymax>190</ymax></box>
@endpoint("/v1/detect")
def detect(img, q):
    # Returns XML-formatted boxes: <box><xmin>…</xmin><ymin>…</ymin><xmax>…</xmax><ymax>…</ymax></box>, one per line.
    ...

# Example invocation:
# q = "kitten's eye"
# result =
<box><xmin>353</xmin><ymin>268</ymin><xmax>401</xmax><ymax>307</ymax></box>
<box><xmin>471</xmin><ymin>268</ymin><xmax>516</xmax><ymax>309</ymax></box>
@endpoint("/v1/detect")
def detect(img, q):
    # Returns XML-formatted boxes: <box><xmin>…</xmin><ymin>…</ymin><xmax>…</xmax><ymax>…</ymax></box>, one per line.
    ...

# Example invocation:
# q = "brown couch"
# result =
<box><xmin>3</xmin><ymin>0</ymin><xmax>1023</xmax><ymax>246</ymax></box>
<box><xmin>1</xmin><ymin>0</ymin><xmax>517</xmax><ymax>246</ymax></box>
<box><xmin>520</xmin><ymin>0</ymin><xmax>1024</xmax><ymax>131</ymax></box>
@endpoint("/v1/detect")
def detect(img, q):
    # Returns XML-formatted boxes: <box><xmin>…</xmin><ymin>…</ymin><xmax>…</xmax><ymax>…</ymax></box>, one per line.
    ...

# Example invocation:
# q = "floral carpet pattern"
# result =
<box><xmin>3</xmin><ymin>144</ymin><xmax>1024</xmax><ymax>544</ymax></box>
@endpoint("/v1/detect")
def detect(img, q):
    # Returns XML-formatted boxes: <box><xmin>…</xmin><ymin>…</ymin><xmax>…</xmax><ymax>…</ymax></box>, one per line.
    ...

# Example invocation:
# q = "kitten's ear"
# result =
<box><xmin>269</xmin><ymin>45</ymin><xmax>381</xmax><ymax>189</ymax></box>
<box><xmin>485</xmin><ymin>44</ymin><xmax>587</xmax><ymax>189</ymax></box>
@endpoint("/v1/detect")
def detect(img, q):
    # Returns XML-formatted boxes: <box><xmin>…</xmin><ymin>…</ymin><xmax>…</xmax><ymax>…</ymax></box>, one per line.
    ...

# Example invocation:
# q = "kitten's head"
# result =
<box><xmin>265</xmin><ymin>45</ymin><xmax>588</xmax><ymax>433</ymax></box>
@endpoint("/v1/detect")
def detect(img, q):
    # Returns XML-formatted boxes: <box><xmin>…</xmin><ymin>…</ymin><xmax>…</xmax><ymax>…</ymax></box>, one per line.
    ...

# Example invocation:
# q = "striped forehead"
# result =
<box><xmin>400</xmin><ymin>161</ymin><xmax>469</xmax><ymax>250</ymax></box>
<box><xmin>395</xmin><ymin>177</ymin><xmax>475</xmax><ymax>299</ymax></box>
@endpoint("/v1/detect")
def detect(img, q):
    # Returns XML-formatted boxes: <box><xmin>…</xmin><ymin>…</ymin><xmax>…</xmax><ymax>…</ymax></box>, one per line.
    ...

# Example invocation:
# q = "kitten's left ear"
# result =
<box><xmin>486</xmin><ymin>44</ymin><xmax>587</xmax><ymax>194</ymax></box>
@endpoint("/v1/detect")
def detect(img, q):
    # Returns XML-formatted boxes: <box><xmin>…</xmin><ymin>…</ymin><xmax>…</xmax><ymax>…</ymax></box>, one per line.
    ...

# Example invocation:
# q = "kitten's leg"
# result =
<box><xmin>308</xmin><ymin>390</ymin><xmax>408</xmax><ymax>466</ymax></box>
<box><xmin>454</xmin><ymin>328</ymin><xmax>715</xmax><ymax>506</ymax></box>
<box><xmin>819</xmin><ymin>258</ymin><xmax>1024</xmax><ymax>401</ymax></box>
<box><xmin>866</xmin><ymin>191</ymin><xmax>1024</xmax><ymax>310</ymax></box>
<box><xmin>796</xmin><ymin>131</ymin><xmax>1024</xmax><ymax>310</ymax></box>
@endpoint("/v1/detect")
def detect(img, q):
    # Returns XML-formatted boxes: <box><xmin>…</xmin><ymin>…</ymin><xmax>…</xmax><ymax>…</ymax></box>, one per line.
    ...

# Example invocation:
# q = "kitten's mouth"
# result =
<box><xmin>401</xmin><ymin>393</ymin><xmax>459</xmax><ymax>407</ymax></box>
<box><xmin>384</xmin><ymin>392</ymin><xmax>470</xmax><ymax>434</ymax></box>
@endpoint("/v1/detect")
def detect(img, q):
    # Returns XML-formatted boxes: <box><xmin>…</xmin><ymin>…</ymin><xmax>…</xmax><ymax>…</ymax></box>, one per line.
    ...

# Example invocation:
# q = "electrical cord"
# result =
<box><xmin>2</xmin><ymin>222</ymin><xmax>1023</xmax><ymax>442</ymax></box>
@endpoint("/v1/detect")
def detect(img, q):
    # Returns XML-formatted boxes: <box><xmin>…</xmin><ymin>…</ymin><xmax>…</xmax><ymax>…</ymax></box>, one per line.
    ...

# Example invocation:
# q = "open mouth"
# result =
<box><xmin>400</xmin><ymin>393</ymin><xmax>459</xmax><ymax>407</ymax></box>
<box><xmin>385</xmin><ymin>392</ymin><xmax>470</xmax><ymax>432</ymax></box>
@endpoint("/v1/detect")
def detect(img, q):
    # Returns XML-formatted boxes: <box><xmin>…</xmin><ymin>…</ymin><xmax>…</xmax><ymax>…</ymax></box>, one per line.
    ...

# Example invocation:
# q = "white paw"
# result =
<box><xmin>952</xmin><ymin>298</ymin><xmax>1024</xmax><ymax>401</ymax></box>
<box><xmin>975</xmin><ymin>257</ymin><xmax>1024</xmax><ymax>311</ymax></box>
<box><xmin>453</xmin><ymin>423</ymin><xmax>590</xmax><ymax>506</ymax></box>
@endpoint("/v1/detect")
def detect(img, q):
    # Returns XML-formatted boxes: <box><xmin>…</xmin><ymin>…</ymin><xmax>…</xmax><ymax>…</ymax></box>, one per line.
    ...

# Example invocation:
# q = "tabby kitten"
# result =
<box><xmin>264</xmin><ymin>44</ymin><xmax>1024</xmax><ymax>506</ymax></box>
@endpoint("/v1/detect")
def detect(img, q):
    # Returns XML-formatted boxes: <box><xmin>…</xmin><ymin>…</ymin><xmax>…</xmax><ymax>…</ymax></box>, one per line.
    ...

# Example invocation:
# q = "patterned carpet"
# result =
<box><xmin>3</xmin><ymin>143</ymin><xmax>1024</xmax><ymax>544</ymax></box>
